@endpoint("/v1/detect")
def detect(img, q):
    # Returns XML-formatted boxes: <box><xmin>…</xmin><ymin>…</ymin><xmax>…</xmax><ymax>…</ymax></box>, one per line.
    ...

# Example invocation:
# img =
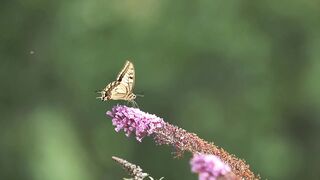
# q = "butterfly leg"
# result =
<box><xmin>131</xmin><ymin>100</ymin><xmax>139</xmax><ymax>108</ymax></box>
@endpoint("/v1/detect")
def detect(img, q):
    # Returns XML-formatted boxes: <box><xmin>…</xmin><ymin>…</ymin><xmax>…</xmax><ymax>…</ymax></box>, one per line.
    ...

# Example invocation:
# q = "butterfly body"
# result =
<box><xmin>98</xmin><ymin>61</ymin><xmax>137</xmax><ymax>105</ymax></box>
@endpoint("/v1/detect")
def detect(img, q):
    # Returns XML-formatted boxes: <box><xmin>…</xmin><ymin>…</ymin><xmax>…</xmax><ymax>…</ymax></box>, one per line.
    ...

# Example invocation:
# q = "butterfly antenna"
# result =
<box><xmin>136</xmin><ymin>92</ymin><xmax>144</xmax><ymax>97</ymax></box>
<box><xmin>135</xmin><ymin>91</ymin><xmax>144</xmax><ymax>97</ymax></box>
<box><xmin>95</xmin><ymin>90</ymin><xmax>102</xmax><ymax>93</ymax></box>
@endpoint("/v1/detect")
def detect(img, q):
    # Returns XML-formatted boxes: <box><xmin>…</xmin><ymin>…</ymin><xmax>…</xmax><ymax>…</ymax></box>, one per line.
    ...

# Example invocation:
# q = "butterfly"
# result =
<box><xmin>97</xmin><ymin>60</ymin><xmax>138</xmax><ymax>106</ymax></box>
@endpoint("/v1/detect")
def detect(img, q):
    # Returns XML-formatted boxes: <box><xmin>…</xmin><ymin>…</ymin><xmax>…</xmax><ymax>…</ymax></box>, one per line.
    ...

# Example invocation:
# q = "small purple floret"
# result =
<box><xmin>190</xmin><ymin>154</ymin><xmax>231</xmax><ymax>180</ymax></box>
<box><xmin>106</xmin><ymin>105</ymin><xmax>165</xmax><ymax>142</ymax></box>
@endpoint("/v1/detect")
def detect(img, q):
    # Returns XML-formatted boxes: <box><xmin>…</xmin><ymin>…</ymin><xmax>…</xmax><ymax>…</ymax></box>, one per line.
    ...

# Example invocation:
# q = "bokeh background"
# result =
<box><xmin>1</xmin><ymin>0</ymin><xmax>320</xmax><ymax>179</ymax></box>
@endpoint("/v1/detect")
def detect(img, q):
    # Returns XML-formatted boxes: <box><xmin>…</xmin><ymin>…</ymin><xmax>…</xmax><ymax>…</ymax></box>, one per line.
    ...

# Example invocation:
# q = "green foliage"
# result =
<box><xmin>1</xmin><ymin>0</ymin><xmax>319</xmax><ymax>179</ymax></box>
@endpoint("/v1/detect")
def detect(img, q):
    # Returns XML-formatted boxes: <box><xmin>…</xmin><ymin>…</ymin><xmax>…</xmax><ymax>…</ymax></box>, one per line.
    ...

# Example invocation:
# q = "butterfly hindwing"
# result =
<box><xmin>109</xmin><ymin>82</ymin><xmax>128</xmax><ymax>100</ymax></box>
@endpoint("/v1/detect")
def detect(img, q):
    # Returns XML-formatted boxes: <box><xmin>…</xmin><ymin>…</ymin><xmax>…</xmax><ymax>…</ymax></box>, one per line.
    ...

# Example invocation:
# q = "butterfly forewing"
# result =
<box><xmin>116</xmin><ymin>61</ymin><xmax>135</xmax><ymax>92</ymax></box>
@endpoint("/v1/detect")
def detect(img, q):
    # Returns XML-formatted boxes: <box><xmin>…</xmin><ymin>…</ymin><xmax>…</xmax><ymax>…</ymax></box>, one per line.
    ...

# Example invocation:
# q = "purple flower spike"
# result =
<box><xmin>191</xmin><ymin>154</ymin><xmax>231</xmax><ymax>180</ymax></box>
<box><xmin>107</xmin><ymin>105</ymin><xmax>165</xmax><ymax>142</ymax></box>
<box><xmin>106</xmin><ymin>105</ymin><xmax>257</xmax><ymax>179</ymax></box>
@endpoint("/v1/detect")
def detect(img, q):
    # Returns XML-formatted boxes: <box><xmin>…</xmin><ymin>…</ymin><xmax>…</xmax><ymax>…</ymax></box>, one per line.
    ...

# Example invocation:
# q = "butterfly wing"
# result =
<box><xmin>108</xmin><ymin>82</ymin><xmax>128</xmax><ymax>100</ymax></box>
<box><xmin>101</xmin><ymin>81</ymin><xmax>127</xmax><ymax>100</ymax></box>
<box><xmin>116</xmin><ymin>60</ymin><xmax>135</xmax><ymax>92</ymax></box>
<box><xmin>99</xmin><ymin>60</ymin><xmax>135</xmax><ymax>102</ymax></box>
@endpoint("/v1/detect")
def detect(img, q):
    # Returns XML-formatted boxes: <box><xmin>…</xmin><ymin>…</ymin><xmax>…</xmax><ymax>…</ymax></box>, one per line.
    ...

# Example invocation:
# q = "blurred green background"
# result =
<box><xmin>1</xmin><ymin>0</ymin><xmax>320</xmax><ymax>179</ymax></box>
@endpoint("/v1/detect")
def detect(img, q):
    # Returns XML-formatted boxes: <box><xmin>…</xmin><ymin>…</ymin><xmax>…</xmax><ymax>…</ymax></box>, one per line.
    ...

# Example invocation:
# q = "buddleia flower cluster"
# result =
<box><xmin>107</xmin><ymin>105</ymin><xmax>259</xmax><ymax>180</ymax></box>
<box><xmin>190</xmin><ymin>153</ymin><xmax>240</xmax><ymax>180</ymax></box>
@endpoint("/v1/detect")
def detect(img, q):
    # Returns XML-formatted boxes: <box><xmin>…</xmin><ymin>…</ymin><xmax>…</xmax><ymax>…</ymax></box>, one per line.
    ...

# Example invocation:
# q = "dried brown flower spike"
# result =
<box><xmin>112</xmin><ymin>156</ymin><xmax>164</xmax><ymax>180</ymax></box>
